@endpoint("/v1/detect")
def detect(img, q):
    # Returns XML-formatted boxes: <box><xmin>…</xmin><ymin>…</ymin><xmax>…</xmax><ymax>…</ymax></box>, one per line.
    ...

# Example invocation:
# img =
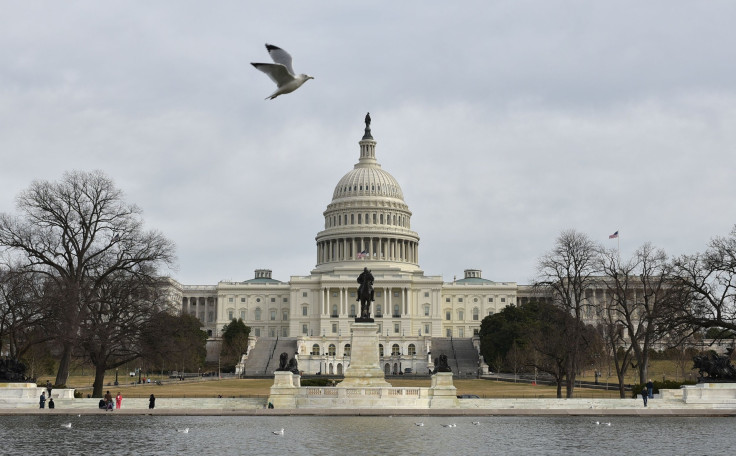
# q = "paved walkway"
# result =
<box><xmin>2</xmin><ymin>407</ymin><xmax>735</xmax><ymax>417</ymax></box>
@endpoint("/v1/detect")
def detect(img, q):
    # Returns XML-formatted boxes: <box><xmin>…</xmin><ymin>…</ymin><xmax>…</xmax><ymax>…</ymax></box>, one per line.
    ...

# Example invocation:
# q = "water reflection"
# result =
<box><xmin>0</xmin><ymin>415</ymin><xmax>733</xmax><ymax>455</ymax></box>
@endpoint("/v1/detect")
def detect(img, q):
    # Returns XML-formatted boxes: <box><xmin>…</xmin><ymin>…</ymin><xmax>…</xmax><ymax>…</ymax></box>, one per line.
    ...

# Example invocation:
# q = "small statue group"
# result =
<box><xmin>693</xmin><ymin>348</ymin><xmax>736</xmax><ymax>381</ymax></box>
<box><xmin>0</xmin><ymin>357</ymin><xmax>29</xmax><ymax>382</ymax></box>
<box><xmin>276</xmin><ymin>352</ymin><xmax>299</xmax><ymax>375</ymax></box>
<box><xmin>432</xmin><ymin>354</ymin><xmax>452</xmax><ymax>374</ymax></box>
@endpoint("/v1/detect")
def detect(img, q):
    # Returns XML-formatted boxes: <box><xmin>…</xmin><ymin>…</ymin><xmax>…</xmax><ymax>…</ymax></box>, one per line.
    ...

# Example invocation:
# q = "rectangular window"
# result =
<box><xmin>241</xmin><ymin>297</ymin><xmax>245</xmax><ymax>302</ymax></box>
<box><xmin>445</xmin><ymin>311</ymin><xmax>451</xmax><ymax>320</ymax></box>
<box><xmin>393</xmin><ymin>292</ymin><xmax>399</xmax><ymax>297</ymax></box>
<box><xmin>254</xmin><ymin>328</ymin><xmax>261</xmax><ymax>337</ymax></box>
<box><xmin>332</xmin><ymin>323</ymin><xmax>337</xmax><ymax>333</ymax></box>
<box><xmin>446</xmin><ymin>328</ymin><xmax>452</xmax><ymax>337</ymax></box>
<box><xmin>282</xmin><ymin>327</ymin><xmax>288</xmax><ymax>337</ymax></box>
<box><xmin>424</xmin><ymin>292</ymin><xmax>429</xmax><ymax>297</ymax></box>
<box><xmin>424</xmin><ymin>306</ymin><xmax>430</xmax><ymax>316</ymax></box>
<box><xmin>446</xmin><ymin>298</ymin><xmax>451</xmax><ymax>302</ymax></box>
<box><xmin>302</xmin><ymin>307</ymin><xmax>308</xmax><ymax>316</ymax></box>
<box><xmin>501</xmin><ymin>298</ymin><xmax>506</xmax><ymax>302</ymax></box>
<box><xmin>271</xmin><ymin>297</ymin><xmax>276</xmax><ymax>302</ymax></box>
<box><xmin>394</xmin><ymin>323</ymin><xmax>399</xmax><ymax>333</ymax></box>
<box><xmin>489</xmin><ymin>298</ymin><xmax>494</xmax><ymax>302</ymax></box>
<box><xmin>228</xmin><ymin>311</ymin><xmax>234</xmax><ymax>320</ymax></box>
<box><xmin>208</xmin><ymin>312</ymin><xmax>213</xmax><ymax>322</ymax></box>
<box><xmin>424</xmin><ymin>324</ymin><xmax>430</xmax><ymax>334</ymax></box>
<box><xmin>240</xmin><ymin>310</ymin><xmax>246</xmax><ymax>320</ymax></box>
<box><xmin>459</xmin><ymin>311</ymin><xmax>464</xmax><ymax>320</ymax></box>
<box><xmin>283</xmin><ymin>298</ymin><xmax>288</xmax><ymax>302</ymax></box>
<box><xmin>350</xmin><ymin>292</ymin><xmax>355</xmax><ymax>297</ymax></box>
<box><xmin>270</xmin><ymin>310</ymin><xmax>276</xmax><ymax>321</ymax></box>
<box><xmin>302</xmin><ymin>324</ymin><xmax>308</xmax><ymax>334</ymax></box>
<box><xmin>303</xmin><ymin>292</ymin><xmax>308</xmax><ymax>297</ymax></box>
<box><xmin>458</xmin><ymin>298</ymin><xmax>463</xmax><ymax>302</ymax></box>
<box><xmin>376</xmin><ymin>291</ymin><xmax>382</xmax><ymax>297</ymax></box>
<box><xmin>458</xmin><ymin>328</ymin><xmax>464</xmax><ymax>338</ymax></box>
<box><xmin>473</xmin><ymin>328</ymin><xmax>479</xmax><ymax>336</ymax></box>
<box><xmin>332</xmin><ymin>292</ymin><xmax>337</xmax><ymax>297</ymax></box>
<box><xmin>282</xmin><ymin>311</ymin><xmax>288</xmax><ymax>321</ymax></box>
<box><xmin>228</xmin><ymin>297</ymin><xmax>234</xmax><ymax>303</ymax></box>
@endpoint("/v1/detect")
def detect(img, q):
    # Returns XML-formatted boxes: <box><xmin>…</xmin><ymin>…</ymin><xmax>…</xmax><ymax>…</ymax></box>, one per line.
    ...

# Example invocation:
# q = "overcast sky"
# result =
<box><xmin>1</xmin><ymin>1</ymin><xmax>735</xmax><ymax>286</ymax></box>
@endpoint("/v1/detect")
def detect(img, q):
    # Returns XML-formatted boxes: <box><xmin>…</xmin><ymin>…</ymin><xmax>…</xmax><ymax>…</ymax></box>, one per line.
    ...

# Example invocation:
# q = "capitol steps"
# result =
<box><xmin>430</xmin><ymin>338</ymin><xmax>479</xmax><ymax>377</ymax></box>
<box><xmin>244</xmin><ymin>338</ymin><xmax>298</xmax><ymax>375</ymax></box>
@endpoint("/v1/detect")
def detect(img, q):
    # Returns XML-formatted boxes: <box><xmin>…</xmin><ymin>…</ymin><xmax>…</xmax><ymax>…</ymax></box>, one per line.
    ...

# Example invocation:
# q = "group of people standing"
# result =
<box><xmin>99</xmin><ymin>391</ymin><xmax>124</xmax><ymax>410</ymax></box>
<box><xmin>39</xmin><ymin>381</ymin><xmax>54</xmax><ymax>409</ymax></box>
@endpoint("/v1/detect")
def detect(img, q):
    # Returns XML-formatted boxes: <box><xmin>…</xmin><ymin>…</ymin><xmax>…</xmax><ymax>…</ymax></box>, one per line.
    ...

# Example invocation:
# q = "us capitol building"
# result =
<box><xmin>169</xmin><ymin>115</ymin><xmax>534</xmax><ymax>376</ymax></box>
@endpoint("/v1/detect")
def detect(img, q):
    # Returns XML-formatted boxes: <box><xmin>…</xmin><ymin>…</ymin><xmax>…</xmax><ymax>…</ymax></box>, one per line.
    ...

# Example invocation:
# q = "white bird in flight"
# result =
<box><xmin>251</xmin><ymin>44</ymin><xmax>314</xmax><ymax>100</ymax></box>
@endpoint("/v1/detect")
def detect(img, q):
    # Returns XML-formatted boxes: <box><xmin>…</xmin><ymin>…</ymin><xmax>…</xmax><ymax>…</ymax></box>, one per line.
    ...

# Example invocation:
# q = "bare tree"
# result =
<box><xmin>670</xmin><ymin>225</ymin><xmax>736</xmax><ymax>333</ymax></box>
<box><xmin>598</xmin><ymin>243</ymin><xmax>675</xmax><ymax>385</ymax></box>
<box><xmin>80</xmin><ymin>270</ymin><xmax>173</xmax><ymax>397</ymax></box>
<box><xmin>0</xmin><ymin>265</ymin><xmax>53</xmax><ymax>361</ymax></box>
<box><xmin>0</xmin><ymin>170</ymin><xmax>176</xmax><ymax>386</ymax></box>
<box><xmin>535</xmin><ymin>229</ymin><xmax>599</xmax><ymax>397</ymax></box>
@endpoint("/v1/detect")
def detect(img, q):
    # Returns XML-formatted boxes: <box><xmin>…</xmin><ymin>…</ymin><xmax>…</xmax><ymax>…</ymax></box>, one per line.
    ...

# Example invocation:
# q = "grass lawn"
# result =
<box><xmin>53</xmin><ymin>377</ymin><xmax>625</xmax><ymax>399</ymax></box>
<box><xmin>35</xmin><ymin>359</ymin><xmax>698</xmax><ymax>399</ymax></box>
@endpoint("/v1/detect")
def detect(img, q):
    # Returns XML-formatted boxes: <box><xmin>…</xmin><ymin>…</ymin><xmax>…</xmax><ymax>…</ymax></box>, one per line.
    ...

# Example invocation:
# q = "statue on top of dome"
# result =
<box><xmin>362</xmin><ymin>112</ymin><xmax>373</xmax><ymax>140</ymax></box>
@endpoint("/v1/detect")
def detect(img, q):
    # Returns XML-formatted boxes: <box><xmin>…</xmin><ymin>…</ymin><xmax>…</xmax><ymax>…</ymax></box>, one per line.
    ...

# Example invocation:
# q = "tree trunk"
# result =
<box><xmin>556</xmin><ymin>379</ymin><xmax>563</xmax><ymax>398</ymax></box>
<box><xmin>92</xmin><ymin>360</ymin><xmax>107</xmax><ymax>398</ymax></box>
<box><xmin>54</xmin><ymin>343</ymin><xmax>72</xmax><ymax>387</ymax></box>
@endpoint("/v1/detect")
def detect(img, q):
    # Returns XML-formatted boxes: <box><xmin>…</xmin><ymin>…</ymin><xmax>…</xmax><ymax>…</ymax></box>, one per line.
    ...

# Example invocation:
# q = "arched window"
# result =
<box><xmin>255</xmin><ymin>308</ymin><xmax>262</xmax><ymax>321</ymax></box>
<box><xmin>376</xmin><ymin>304</ymin><xmax>382</xmax><ymax>316</ymax></box>
<box><xmin>408</xmin><ymin>344</ymin><xmax>416</xmax><ymax>356</ymax></box>
<box><xmin>473</xmin><ymin>308</ymin><xmax>479</xmax><ymax>321</ymax></box>
<box><xmin>391</xmin><ymin>344</ymin><xmax>400</xmax><ymax>356</ymax></box>
<box><xmin>331</xmin><ymin>304</ymin><xmax>338</xmax><ymax>317</ymax></box>
<box><xmin>350</xmin><ymin>304</ymin><xmax>356</xmax><ymax>317</ymax></box>
<box><xmin>393</xmin><ymin>304</ymin><xmax>400</xmax><ymax>317</ymax></box>
<box><xmin>344</xmin><ymin>344</ymin><xmax>351</xmax><ymax>356</ymax></box>
<box><xmin>424</xmin><ymin>305</ymin><xmax>430</xmax><ymax>316</ymax></box>
<box><xmin>458</xmin><ymin>310</ymin><xmax>464</xmax><ymax>320</ymax></box>
<box><xmin>379</xmin><ymin>344</ymin><xmax>384</xmax><ymax>357</ymax></box>
<box><xmin>328</xmin><ymin>344</ymin><xmax>336</xmax><ymax>356</ymax></box>
<box><xmin>311</xmin><ymin>344</ymin><xmax>320</xmax><ymax>355</ymax></box>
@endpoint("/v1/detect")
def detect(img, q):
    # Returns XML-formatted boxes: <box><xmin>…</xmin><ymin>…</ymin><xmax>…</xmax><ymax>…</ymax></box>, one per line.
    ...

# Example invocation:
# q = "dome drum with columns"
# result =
<box><xmin>170</xmin><ymin>114</ymin><xmax>523</xmax><ymax>376</ymax></box>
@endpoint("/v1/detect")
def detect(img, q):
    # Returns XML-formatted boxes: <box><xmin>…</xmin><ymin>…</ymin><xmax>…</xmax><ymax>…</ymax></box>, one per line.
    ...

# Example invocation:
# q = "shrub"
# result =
<box><xmin>300</xmin><ymin>378</ymin><xmax>333</xmax><ymax>387</ymax></box>
<box><xmin>631</xmin><ymin>379</ymin><xmax>696</xmax><ymax>398</ymax></box>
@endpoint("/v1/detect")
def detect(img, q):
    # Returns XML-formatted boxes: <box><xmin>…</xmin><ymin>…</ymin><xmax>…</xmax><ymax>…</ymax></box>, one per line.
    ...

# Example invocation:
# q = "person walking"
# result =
<box><xmin>45</xmin><ymin>380</ymin><xmax>53</xmax><ymax>398</ymax></box>
<box><xmin>148</xmin><ymin>394</ymin><xmax>155</xmax><ymax>409</ymax></box>
<box><xmin>115</xmin><ymin>392</ymin><xmax>122</xmax><ymax>409</ymax></box>
<box><xmin>641</xmin><ymin>386</ymin><xmax>648</xmax><ymax>407</ymax></box>
<box><xmin>39</xmin><ymin>392</ymin><xmax>46</xmax><ymax>409</ymax></box>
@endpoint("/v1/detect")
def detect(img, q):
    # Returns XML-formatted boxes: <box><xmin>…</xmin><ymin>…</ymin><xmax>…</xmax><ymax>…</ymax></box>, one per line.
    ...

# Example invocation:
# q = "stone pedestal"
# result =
<box><xmin>268</xmin><ymin>371</ymin><xmax>300</xmax><ymax>409</ymax></box>
<box><xmin>429</xmin><ymin>372</ymin><xmax>458</xmax><ymax>408</ymax></box>
<box><xmin>681</xmin><ymin>382</ymin><xmax>736</xmax><ymax>405</ymax></box>
<box><xmin>338</xmin><ymin>322</ymin><xmax>392</xmax><ymax>388</ymax></box>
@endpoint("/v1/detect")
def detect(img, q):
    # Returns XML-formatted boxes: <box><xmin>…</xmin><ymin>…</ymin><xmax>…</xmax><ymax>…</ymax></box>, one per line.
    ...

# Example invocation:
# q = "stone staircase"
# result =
<box><xmin>430</xmin><ymin>338</ymin><xmax>479</xmax><ymax>377</ymax></box>
<box><xmin>244</xmin><ymin>338</ymin><xmax>298</xmax><ymax>375</ymax></box>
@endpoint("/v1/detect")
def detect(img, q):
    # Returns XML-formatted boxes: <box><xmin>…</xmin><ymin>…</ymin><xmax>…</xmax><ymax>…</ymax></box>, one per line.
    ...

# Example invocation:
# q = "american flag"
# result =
<box><xmin>357</xmin><ymin>250</ymin><xmax>368</xmax><ymax>259</ymax></box>
<box><xmin>609</xmin><ymin>231</ymin><xmax>619</xmax><ymax>239</ymax></box>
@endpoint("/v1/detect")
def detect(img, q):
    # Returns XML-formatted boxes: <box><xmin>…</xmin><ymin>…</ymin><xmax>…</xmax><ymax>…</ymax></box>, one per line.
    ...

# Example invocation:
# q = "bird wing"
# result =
<box><xmin>251</xmin><ymin>63</ymin><xmax>295</xmax><ymax>87</ymax></box>
<box><xmin>265</xmin><ymin>44</ymin><xmax>295</xmax><ymax>75</ymax></box>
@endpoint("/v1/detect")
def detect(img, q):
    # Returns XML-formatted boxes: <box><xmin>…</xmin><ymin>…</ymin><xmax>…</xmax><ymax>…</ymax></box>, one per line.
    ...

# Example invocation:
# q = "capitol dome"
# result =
<box><xmin>314</xmin><ymin>114</ymin><xmax>420</xmax><ymax>271</ymax></box>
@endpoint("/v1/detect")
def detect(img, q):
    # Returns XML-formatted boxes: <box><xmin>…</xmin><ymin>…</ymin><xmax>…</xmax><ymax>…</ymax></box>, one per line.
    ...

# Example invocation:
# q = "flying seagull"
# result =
<box><xmin>251</xmin><ymin>44</ymin><xmax>314</xmax><ymax>100</ymax></box>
